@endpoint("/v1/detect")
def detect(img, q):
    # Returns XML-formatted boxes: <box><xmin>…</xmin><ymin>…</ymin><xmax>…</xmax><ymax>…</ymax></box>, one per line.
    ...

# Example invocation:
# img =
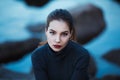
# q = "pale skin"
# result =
<box><xmin>45</xmin><ymin>20</ymin><xmax>71</xmax><ymax>52</ymax></box>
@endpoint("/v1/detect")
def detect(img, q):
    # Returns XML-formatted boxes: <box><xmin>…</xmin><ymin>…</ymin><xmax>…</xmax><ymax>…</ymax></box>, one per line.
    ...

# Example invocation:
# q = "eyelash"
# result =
<box><xmin>49</xmin><ymin>31</ymin><xmax>68</xmax><ymax>36</ymax></box>
<box><xmin>49</xmin><ymin>31</ymin><xmax>55</xmax><ymax>35</ymax></box>
<box><xmin>62</xmin><ymin>33</ymin><xmax>68</xmax><ymax>36</ymax></box>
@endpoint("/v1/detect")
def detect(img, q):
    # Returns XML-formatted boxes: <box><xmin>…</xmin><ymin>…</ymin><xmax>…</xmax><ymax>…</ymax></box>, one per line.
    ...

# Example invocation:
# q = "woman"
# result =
<box><xmin>31</xmin><ymin>9</ymin><xmax>90</xmax><ymax>80</ymax></box>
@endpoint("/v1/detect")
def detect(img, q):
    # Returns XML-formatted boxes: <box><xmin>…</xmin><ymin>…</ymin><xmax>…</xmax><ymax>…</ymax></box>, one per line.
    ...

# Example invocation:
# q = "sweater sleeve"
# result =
<box><xmin>70</xmin><ymin>52</ymin><xmax>90</xmax><ymax>80</ymax></box>
<box><xmin>31</xmin><ymin>48</ymin><xmax>48</xmax><ymax>80</ymax></box>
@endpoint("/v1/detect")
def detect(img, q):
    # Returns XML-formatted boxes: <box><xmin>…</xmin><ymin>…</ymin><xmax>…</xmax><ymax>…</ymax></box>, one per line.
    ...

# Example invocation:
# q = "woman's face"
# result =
<box><xmin>46</xmin><ymin>20</ymin><xmax>71</xmax><ymax>52</ymax></box>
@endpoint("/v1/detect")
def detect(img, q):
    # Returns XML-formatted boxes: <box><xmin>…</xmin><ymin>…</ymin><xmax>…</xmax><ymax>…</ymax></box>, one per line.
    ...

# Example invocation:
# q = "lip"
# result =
<box><xmin>53</xmin><ymin>45</ymin><xmax>62</xmax><ymax>49</ymax></box>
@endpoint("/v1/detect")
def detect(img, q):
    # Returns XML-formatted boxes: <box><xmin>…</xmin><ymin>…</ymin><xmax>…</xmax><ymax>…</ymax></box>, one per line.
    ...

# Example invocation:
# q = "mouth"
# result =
<box><xmin>53</xmin><ymin>45</ymin><xmax>62</xmax><ymax>49</ymax></box>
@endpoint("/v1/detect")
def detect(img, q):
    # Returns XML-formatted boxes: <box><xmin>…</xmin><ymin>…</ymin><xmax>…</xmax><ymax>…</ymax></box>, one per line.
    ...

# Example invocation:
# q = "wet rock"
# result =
<box><xmin>26</xmin><ymin>23</ymin><xmax>46</xmax><ymax>41</ymax></box>
<box><xmin>114</xmin><ymin>0</ymin><xmax>120</xmax><ymax>4</ymax></box>
<box><xmin>102</xmin><ymin>49</ymin><xmax>120</xmax><ymax>66</ymax></box>
<box><xmin>0</xmin><ymin>38</ymin><xmax>40</xmax><ymax>64</ymax></box>
<box><xmin>88</xmin><ymin>56</ymin><xmax>97</xmax><ymax>79</ymax></box>
<box><xmin>27</xmin><ymin>23</ymin><xmax>45</xmax><ymax>33</ymax></box>
<box><xmin>101</xmin><ymin>75</ymin><xmax>120</xmax><ymax>80</ymax></box>
<box><xmin>24</xmin><ymin>0</ymin><xmax>50</xmax><ymax>7</ymax></box>
<box><xmin>70</xmin><ymin>4</ymin><xmax>106</xmax><ymax>44</ymax></box>
<box><xmin>0</xmin><ymin>66</ymin><xmax>35</xmax><ymax>80</ymax></box>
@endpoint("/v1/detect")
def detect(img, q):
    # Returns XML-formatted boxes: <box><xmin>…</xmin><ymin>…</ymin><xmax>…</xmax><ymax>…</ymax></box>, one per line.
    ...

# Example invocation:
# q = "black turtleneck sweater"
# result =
<box><xmin>31</xmin><ymin>40</ymin><xmax>90</xmax><ymax>80</ymax></box>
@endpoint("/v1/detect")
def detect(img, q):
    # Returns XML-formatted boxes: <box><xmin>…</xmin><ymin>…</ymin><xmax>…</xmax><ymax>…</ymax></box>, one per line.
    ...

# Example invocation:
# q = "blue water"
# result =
<box><xmin>0</xmin><ymin>0</ymin><xmax>120</xmax><ymax>78</ymax></box>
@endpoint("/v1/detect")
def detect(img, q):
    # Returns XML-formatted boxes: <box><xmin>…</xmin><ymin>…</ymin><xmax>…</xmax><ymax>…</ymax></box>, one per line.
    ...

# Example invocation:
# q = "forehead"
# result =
<box><xmin>48</xmin><ymin>20</ymin><xmax>70</xmax><ymax>32</ymax></box>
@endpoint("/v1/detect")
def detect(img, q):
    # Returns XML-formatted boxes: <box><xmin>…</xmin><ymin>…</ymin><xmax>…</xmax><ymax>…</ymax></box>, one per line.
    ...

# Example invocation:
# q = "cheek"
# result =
<box><xmin>61</xmin><ymin>36</ymin><xmax>70</xmax><ymax>42</ymax></box>
<box><xmin>46</xmin><ymin>32</ymin><xmax>51</xmax><ymax>39</ymax></box>
<box><xmin>46</xmin><ymin>34</ymin><xmax>54</xmax><ymax>42</ymax></box>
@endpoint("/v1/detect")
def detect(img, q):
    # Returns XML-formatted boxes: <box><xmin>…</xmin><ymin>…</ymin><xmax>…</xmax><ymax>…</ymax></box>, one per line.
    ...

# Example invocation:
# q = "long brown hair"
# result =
<box><xmin>39</xmin><ymin>9</ymin><xmax>77</xmax><ymax>46</ymax></box>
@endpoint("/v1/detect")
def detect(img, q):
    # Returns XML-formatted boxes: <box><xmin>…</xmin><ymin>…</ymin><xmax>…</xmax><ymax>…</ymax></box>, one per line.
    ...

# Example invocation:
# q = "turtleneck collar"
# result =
<box><xmin>47</xmin><ymin>40</ymin><xmax>72</xmax><ymax>57</ymax></box>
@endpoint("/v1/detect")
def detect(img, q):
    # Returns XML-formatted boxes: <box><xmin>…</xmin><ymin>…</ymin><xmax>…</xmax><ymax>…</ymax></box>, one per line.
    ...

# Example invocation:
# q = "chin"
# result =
<box><xmin>53</xmin><ymin>49</ymin><xmax>61</xmax><ymax>52</ymax></box>
<box><xmin>52</xmin><ymin>48</ymin><xmax>62</xmax><ymax>52</ymax></box>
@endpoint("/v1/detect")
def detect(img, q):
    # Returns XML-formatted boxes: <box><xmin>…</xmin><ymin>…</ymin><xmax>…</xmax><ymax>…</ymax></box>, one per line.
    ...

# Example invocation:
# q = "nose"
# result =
<box><xmin>55</xmin><ymin>35</ymin><xmax>61</xmax><ymax>43</ymax></box>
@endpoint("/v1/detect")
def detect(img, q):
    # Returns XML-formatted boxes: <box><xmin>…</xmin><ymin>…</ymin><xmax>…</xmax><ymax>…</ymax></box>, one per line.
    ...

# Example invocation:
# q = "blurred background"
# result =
<box><xmin>0</xmin><ymin>0</ymin><xmax>120</xmax><ymax>80</ymax></box>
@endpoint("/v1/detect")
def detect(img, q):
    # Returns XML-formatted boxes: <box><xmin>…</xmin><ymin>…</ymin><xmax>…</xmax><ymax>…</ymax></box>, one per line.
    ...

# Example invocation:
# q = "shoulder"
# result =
<box><xmin>70</xmin><ymin>41</ymin><xmax>90</xmax><ymax>58</ymax></box>
<box><xmin>70</xmin><ymin>41</ymin><xmax>90</xmax><ymax>68</ymax></box>
<box><xmin>31</xmin><ymin>44</ymin><xmax>48</xmax><ymax>59</ymax></box>
<box><xmin>31</xmin><ymin>44</ymin><xmax>49</xmax><ymax>67</ymax></box>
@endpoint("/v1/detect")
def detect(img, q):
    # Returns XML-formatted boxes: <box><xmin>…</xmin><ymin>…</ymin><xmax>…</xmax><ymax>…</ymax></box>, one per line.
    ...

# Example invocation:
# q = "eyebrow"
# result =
<box><xmin>49</xmin><ymin>29</ymin><xmax>55</xmax><ymax>32</ymax></box>
<box><xmin>49</xmin><ymin>29</ymin><xmax>69</xmax><ymax>33</ymax></box>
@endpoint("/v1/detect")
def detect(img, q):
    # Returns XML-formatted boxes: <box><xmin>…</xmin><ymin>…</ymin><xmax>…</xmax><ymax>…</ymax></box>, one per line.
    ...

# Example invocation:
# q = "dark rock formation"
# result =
<box><xmin>114</xmin><ymin>0</ymin><xmax>120</xmax><ymax>4</ymax></box>
<box><xmin>27</xmin><ymin>23</ymin><xmax>45</xmax><ymax>33</ymax></box>
<box><xmin>0</xmin><ymin>66</ymin><xmax>34</xmax><ymax>80</ymax></box>
<box><xmin>70</xmin><ymin>4</ymin><xmax>106</xmax><ymax>44</ymax></box>
<box><xmin>102</xmin><ymin>49</ymin><xmax>120</xmax><ymax>66</ymax></box>
<box><xmin>0</xmin><ymin>38</ymin><xmax>40</xmax><ymax>64</ymax></box>
<box><xmin>101</xmin><ymin>75</ymin><xmax>120</xmax><ymax>80</ymax></box>
<box><xmin>24</xmin><ymin>0</ymin><xmax>50</xmax><ymax>7</ymax></box>
<box><xmin>26</xmin><ymin>23</ymin><xmax>46</xmax><ymax>40</ymax></box>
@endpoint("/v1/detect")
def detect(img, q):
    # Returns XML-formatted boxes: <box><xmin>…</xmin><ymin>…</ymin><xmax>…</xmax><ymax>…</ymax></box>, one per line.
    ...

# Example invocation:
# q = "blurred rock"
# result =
<box><xmin>24</xmin><ymin>0</ymin><xmax>50</xmax><ymax>7</ymax></box>
<box><xmin>102</xmin><ymin>49</ymin><xmax>120</xmax><ymax>66</ymax></box>
<box><xmin>26</xmin><ymin>23</ymin><xmax>46</xmax><ymax>41</ymax></box>
<box><xmin>27</xmin><ymin>23</ymin><xmax>45</xmax><ymax>33</ymax></box>
<box><xmin>101</xmin><ymin>75</ymin><xmax>120</xmax><ymax>80</ymax></box>
<box><xmin>0</xmin><ymin>66</ymin><xmax>35</xmax><ymax>80</ymax></box>
<box><xmin>0</xmin><ymin>38</ymin><xmax>40</xmax><ymax>64</ymax></box>
<box><xmin>70</xmin><ymin>4</ymin><xmax>106</xmax><ymax>44</ymax></box>
<box><xmin>114</xmin><ymin>0</ymin><xmax>120</xmax><ymax>3</ymax></box>
<box><xmin>88</xmin><ymin>56</ymin><xmax>97</xmax><ymax>80</ymax></box>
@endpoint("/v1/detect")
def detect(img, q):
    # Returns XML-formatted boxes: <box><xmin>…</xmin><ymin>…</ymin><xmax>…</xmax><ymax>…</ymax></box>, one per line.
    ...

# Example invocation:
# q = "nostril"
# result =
<box><xmin>55</xmin><ymin>36</ymin><xmax>61</xmax><ymax>43</ymax></box>
<box><xmin>55</xmin><ymin>39</ymin><xmax>60</xmax><ymax>43</ymax></box>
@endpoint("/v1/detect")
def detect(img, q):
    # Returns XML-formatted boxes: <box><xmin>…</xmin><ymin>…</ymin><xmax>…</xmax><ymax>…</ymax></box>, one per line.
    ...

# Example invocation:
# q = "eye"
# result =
<box><xmin>49</xmin><ymin>31</ymin><xmax>55</xmax><ymax>35</ymax></box>
<box><xmin>62</xmin><ymin>32</ymin><xmax>68</xmax><ymax>36</ymax></box>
